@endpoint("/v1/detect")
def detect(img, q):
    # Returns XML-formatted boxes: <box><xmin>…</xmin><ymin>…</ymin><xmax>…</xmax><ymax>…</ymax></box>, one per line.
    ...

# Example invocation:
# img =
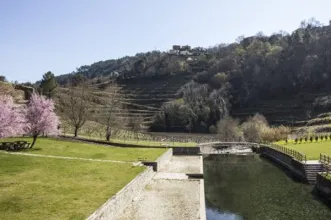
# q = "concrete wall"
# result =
<box><xmin>87</xmin><ymin>167</ymin><xmax>155</xmax><ymax>220</ymax></box>
<box><xmin>260</xmin><ymin>145</ymin><xmax>307</xmax><ymax>181</ymax></box>
<box><xmin>199</xmin><ymin>156</ymin><xmax>206</xmax><ymax>220</ymax></box>
<box><xmin>173</xmin><ymin>147</ymin><xmax>200</xmax><ymax>155</ymax></box>
<box><xmin>155</xmin><ymin>148</ymin><xmax>173</xmax><ymax>171</ymax></box>
<box><xmin>142</xmin><ymin>149</ymin><xmax>172</xmax><ymax>171</ymax></box>
<box><xmin>315</xmin><ymin>173</ymin><xmax>331</xmax><ymax>198</ymax></box>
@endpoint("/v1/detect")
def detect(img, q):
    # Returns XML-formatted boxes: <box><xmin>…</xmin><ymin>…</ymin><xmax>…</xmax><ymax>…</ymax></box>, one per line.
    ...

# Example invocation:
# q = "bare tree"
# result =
<box><xmin>217</xmin><ymin>115</ymin><xmax>243</xmax><ymax>142</ymax></box>
<box><xmin>61</xmin><ymin>85</ymin><xmax>89</xmax><ymax>137</ymax></box>
<box><xmin>101</xmin><ymin>81</ymin><xmax>126</xmax><ymax>141</ymax></box>
<box><xmin>128</xmin><ymin>114</ymin><xmax>144</xmax><ymax>139</ymax></box>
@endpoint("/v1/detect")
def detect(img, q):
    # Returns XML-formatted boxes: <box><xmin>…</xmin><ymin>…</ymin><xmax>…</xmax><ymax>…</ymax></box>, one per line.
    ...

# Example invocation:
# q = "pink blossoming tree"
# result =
<box><xmin>26</xmin><ymin>93</ymin><xmax>59</xmax><ymax>147</ymax></box>
<box><xmin>0</xmin><ymin>96</ymin><xmax>25</xmax><ymax>138</ymax></box>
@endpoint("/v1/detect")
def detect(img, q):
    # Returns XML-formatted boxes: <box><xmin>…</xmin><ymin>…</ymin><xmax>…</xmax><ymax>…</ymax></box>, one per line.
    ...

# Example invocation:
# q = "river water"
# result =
<box><xmin>203</xmin><ymin>154</ymin><xmax>331</xmax><ymax>220</ymax></box>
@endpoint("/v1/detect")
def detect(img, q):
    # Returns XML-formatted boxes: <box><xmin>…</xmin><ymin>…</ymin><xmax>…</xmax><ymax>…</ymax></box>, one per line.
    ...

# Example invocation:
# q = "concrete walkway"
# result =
<box><xmin>118</xmin><ymin>156</ymin><xmax>205</xmax><ymax>220</ymax></box>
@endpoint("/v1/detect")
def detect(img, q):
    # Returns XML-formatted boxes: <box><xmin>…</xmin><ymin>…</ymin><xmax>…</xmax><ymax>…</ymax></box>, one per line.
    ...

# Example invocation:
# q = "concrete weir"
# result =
<box><xmin>87</xmin><ymin>149</ymin><xmax>206</xmax><ymax>220</ymax></box>
<box><xmin>118</xmin><ymin>155</ymin><xmax>206</xmax><ymax>220</ymax></box>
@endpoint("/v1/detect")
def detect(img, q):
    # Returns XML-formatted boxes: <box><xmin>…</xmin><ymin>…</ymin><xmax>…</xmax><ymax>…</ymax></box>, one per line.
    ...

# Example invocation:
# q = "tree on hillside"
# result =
<box><xmin>217</xmin><ymin>115</ymin><xmax>242</xmax><ymax>141</ymax></box>
<box><xmin>0</xmin><ymin>96</ymin><xmax>25</xmax><ymax>138</ymax></box>
<box><xmin>101</xmin><ymin>81</ymin><xmax>126</xmax><ymax>141</ymax></box>
<box><xmin>241</xmin><ymin>114</ymin><xmax>269</xmax><ymax>143</ymax></box>
<box><xmin>61</xmin><ymin>85</ymin><xmax>89</xmax><ymax>137</ymax></box>
<box><xmin>40</xmin><ymin>71</ymin><xmax>58</xmax><ymax>98</ymax></box>
<box><xmin>0</xmin><ymin>75</ymin><xmax>7</xmax><ymax>82</ymax></box>
<box><xmin>25</xmin><ymin>93</ymin><xmax>59</xmax><ymax>147</ymax></box>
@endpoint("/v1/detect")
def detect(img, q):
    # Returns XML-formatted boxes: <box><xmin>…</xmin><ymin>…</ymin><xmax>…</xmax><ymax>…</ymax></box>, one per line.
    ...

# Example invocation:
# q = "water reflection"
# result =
<box><xmin>206</xmin><ymin>208</ymin><xmax>244</xmax><ymax>220</ymax></box>
<box><xmin>203</xmin><ymin>154</ymin><xmax>331</xmax><ymax>220</ymax></box>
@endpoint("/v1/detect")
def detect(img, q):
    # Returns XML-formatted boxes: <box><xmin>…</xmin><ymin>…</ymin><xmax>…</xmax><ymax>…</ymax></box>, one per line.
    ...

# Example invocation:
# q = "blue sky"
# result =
<box><xmin>1</xmin><ymin>0</ymin><xmax>331</xmax><ymax>82</ymax></box>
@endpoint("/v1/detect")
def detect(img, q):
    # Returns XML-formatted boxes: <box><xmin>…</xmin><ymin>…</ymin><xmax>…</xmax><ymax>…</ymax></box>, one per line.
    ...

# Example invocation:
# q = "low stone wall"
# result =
<box><xmin>143</xmin><ymin>149</ymin><xmax>173</xmax><ymax>171</ymax></box>
<box><xmin>172</xmin><ymin>147</ymin><xmax>200</xmax><ymax>155</ymax></box>
<box><xmin>260</xmin><ymin>145</ymin><xmax>307</xmax><ymax>181</ymax></box>
<box><xmin>199</xmin><ymin>156</ymin><xmax>206</xmax><ymax>220</ymax></box>
<box><xmin>87</xmin><ymin>167</ymin><xmax>155</xmax><ymax>220</ymax></box>
<box><xmin>155</xmin><ymin>148</ymin><xmax>173</xmax><ymax>171</ymax></box>
<box><xmin>315</xmin><ymin>173</ymin><xmax>331</xmax><ymax>199</ymax></box>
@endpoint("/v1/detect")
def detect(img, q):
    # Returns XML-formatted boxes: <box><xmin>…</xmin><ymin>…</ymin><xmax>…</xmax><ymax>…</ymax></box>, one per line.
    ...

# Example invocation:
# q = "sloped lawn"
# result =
<box><xmin>0</xmin><ymin>153</ymin><xmax>145</xmax><ymax>220</ymax></box>
<box><xmin>4</xmin><ymin>137</ymin><xmax>166</xmax><ymax>161</ymax></box>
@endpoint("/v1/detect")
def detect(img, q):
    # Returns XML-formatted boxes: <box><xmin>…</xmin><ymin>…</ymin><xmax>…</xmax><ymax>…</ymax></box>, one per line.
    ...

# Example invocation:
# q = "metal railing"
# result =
<box><xmin>269</xmin><ymin>143</ymin><xmax>307</xmax><ymax>162</ymax></box>
<box><xmin>320</xmin><ymin>154</ymin><xmax>331</xmax><ymax>165</ymax></box>
<box><xmin>320</xmin><ymin>154</ymin><xmax>331</xmax><ymax>174</ymax></box>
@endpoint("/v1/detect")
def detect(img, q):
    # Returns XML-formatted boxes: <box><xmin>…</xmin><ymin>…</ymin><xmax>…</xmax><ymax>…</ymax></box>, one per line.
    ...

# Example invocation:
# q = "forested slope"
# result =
<box><xmin>54</xmin><ymin>18</ymin><xmax>331</xmax><ymax>133</ymax></box>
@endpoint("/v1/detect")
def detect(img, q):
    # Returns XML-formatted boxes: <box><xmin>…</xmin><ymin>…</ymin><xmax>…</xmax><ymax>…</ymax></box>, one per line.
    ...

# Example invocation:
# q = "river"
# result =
<box><xmin>203</xmin><ymin>154</ymin><xmax>331</xmax><ymax>220</ymax></box>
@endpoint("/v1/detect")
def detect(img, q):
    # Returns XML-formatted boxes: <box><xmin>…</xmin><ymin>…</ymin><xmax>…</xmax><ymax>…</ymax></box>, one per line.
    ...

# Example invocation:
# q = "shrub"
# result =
<box><xmin>299</xmin><ymin>137</ymin><xmax>303</xmax><ymax>143</ymax></box>
<box><xmin>304</xmin><ymin>137</ymin><xmax>308</xmax><ymax>142</ymax></box>
<box><xmin>295</xmin><ymin>138</ymin><xmax>298</xmax><ymax>144</ymax></box>
<box><xmin>321</xmin><ymin>135</ymin><xmax>324</xmax><ymax>141</ymax></box>
<box><xmin>0</xmin><ymin>75</ymin><xmax>7</xmax><ymax>82</ymax></box>
<box><xmin>242</xmin><ymin>114</ymin><xmax>269</xmax><ymax>143</ymax></box>
<box><xmin>217</xmin><ymin>115</ymin><xmax>243</xmax><ymax>142</ymax></box>
<box><xmin>209</xmin><ymin>125</ymin><xmax>217</xmax><ymax>134</ymax></box>
<box><xmin>315</xmin><ymin>136</ymin><xmax>318</xmax><ymax>142</ymax></box>
<box><xmin>325</xmin><ymin>135</ymin><xmax>328</xmax><ymax>140</ymax></box>
<box><xmin>310</xmin><ymin>136</ymin><xmax>313</xmax><ymax>142</ymax></box>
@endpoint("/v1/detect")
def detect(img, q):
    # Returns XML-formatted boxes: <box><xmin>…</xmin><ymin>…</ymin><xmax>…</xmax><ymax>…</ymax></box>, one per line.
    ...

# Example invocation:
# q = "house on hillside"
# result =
<box><xmin>110</xmin><ymin>70</ymin><xmax>120</xmax><ymax>78</ymax></box>
<box><xmin>173</xmin><ymin>45</ymin><xmax>181</xmax><ymax>50</ymax></box>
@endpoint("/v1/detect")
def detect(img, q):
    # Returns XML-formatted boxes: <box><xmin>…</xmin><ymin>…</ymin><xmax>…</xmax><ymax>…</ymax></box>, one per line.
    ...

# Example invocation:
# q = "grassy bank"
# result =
<box><xmin>0</xmin><ymin>153</ymin><xmax>145</xmax><ymax>220</ymax></box>
<box><xmin>275</xmin><ymin>140</ymin><xmax>331</xmax><ymax>160</ymax></box>
<box><xmin>4</xmin><ymin>137</ymin><xmax>166</xmax><ymax>161</ymax></box>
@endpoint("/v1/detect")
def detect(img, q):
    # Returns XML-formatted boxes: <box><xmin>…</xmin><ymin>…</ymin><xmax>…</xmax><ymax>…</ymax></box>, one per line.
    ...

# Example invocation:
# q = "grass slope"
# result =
<box><xmin>5</xmin><ymin>137</ymin><xmax>166</xmax><ymax>161</ymax></box>
<box><xmin>0</xmin><ymin>153</ymin><xmax>145</xmax><ymax>220</ymax></box>
<box><xmin>276</xmin><ymin>140</ymin><xmax>331</xmax><ymax>160</ymax></box>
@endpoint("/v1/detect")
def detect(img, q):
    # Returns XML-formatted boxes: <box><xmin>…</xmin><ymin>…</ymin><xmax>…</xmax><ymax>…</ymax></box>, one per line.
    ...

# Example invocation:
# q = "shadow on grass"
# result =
<box><xmin>23</xmin><ymin>147</ymin><xmax>42</xmax><ymax>152</ymax></box>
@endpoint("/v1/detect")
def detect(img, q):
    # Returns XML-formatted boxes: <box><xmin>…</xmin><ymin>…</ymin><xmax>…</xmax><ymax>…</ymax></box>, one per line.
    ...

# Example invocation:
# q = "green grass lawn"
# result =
<box><xmin>4</xmin><ymin>137</ymin><xmax>166</xmax><ymax>161</ymax></box>
<box><xmin>275</xmin><ymin>140</ymin><xmax>331</xmax><ymax>160</ymax></box>
<box><xmin>0</xmin><ymin>153</ymin><xmax>145</xmax><ymax>220</ymax></box>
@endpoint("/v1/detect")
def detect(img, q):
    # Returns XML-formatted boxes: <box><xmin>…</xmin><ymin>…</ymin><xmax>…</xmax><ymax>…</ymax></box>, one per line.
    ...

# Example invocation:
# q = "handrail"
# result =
<box><xmin>320</xmin><ymin>153</ymin><xmax>331</xmax><ymax>165</ymax></box>
<box><xmin>268</xmin><ymin>143</ymin><xmax>307</xmax><ymax>163</ymax></box>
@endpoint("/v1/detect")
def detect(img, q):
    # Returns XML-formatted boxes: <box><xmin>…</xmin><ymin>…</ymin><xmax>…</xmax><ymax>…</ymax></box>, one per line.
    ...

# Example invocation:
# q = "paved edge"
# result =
<box><xmin>199</xmin><ymin>155</ymin><xmax>206</xmax><ymax>220</ymax></box>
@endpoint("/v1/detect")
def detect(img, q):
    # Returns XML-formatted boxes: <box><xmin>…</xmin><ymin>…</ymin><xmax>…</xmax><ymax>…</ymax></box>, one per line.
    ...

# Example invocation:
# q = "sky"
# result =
<box><xmin>1</xmin><ymin>0</ymin><xmax>331</xmax><ymax>83</ymax></box>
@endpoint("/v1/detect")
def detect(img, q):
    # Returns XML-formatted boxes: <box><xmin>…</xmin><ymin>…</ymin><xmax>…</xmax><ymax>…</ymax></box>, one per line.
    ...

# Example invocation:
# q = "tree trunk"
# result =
<box><xmin>31</xmin><ymin>135</ymin><xmax>38</xmax><ymax>148</ymax></box>
<box><xmin>106</xmin><ymin>126</ymin><xmax>111</xmax><ymax>141</ymax></box>
<box><xmin>74</xmin><ymin>127</ymin><xmax>78</xmax><ymax>137</ymax></box>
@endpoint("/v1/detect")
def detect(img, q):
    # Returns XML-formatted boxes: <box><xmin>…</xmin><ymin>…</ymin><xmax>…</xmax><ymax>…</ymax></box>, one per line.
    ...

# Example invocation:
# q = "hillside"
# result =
<box><xmin>50</xmin><ymin>18</ymin><xmax>331</xmax><ymax>133</ymax></box>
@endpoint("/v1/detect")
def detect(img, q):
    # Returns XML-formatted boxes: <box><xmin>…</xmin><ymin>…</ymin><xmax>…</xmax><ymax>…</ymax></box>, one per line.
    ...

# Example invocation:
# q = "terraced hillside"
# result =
<box><xmin>116</xmin><ymin>73</ymin><xmax>193</xmax><ymax>127</ymax></box>
<box><xmin>231</xmin><ymin>91</ymin><xmax>331</xmax><ymax>129</ymax></box>
<box><xmin>55</xmin><ymin>73</ymin><xmax>193</xmax><ymax>129</ymax></box>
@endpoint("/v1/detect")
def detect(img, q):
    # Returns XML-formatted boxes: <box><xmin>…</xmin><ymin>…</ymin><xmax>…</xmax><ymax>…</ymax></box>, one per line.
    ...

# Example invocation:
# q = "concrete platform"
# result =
<box><xmin>160</xmin><ymin>156</ymin><xmax>202</xmax><ymax>173</ymax></box>
<box><xmin>118</xmin><ymin>155</ymin><xmax>205</xmax><ymax>220</ymax></box>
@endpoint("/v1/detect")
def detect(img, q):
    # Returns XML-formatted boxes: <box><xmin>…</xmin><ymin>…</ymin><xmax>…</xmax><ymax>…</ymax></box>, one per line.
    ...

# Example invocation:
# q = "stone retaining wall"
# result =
<box><xmin>143</xmin><ymin>149</ymin><xmax>173</xmax><ymax>171</ymax></box>
<box><xmin>260</xmin><ymin>145</ymin><xmax>307</xmax><ymax>181</ymax></box>
<box><xmin>155</xmin><ymin>149</ymin><xmax>173</xmax><ymax>171</ymax></box>
<box><xmin>87</xmin><ymin>167</ymin><xmax>155</xmax><ymax>220</ymax></box>
<box><xmin>315</xmin><ymin>173</ymin><xmax>331</xmax><ymax>198</ymax></box>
